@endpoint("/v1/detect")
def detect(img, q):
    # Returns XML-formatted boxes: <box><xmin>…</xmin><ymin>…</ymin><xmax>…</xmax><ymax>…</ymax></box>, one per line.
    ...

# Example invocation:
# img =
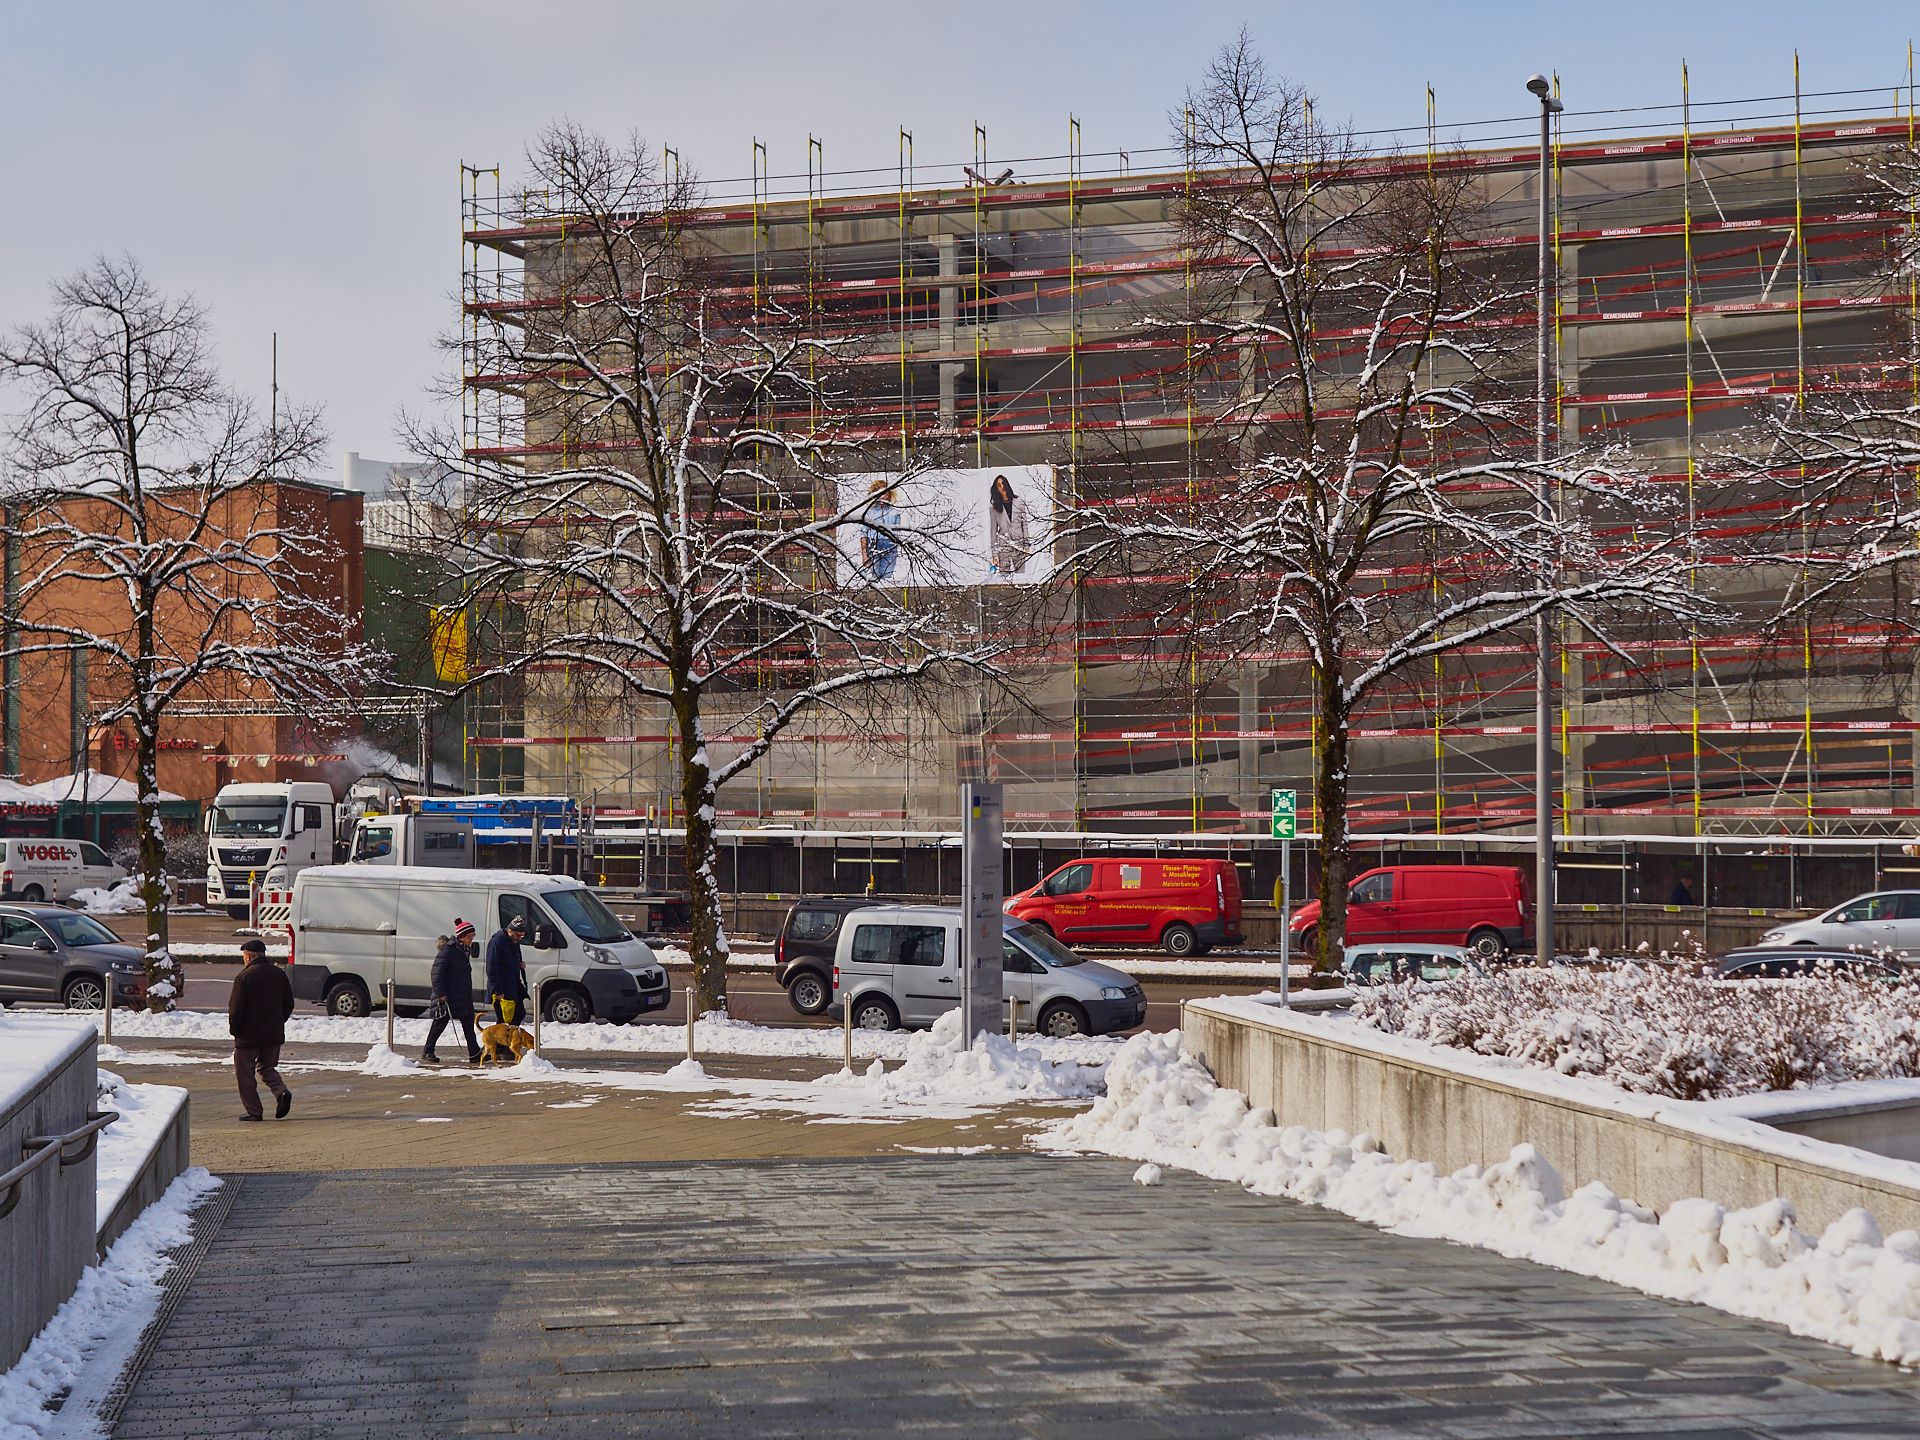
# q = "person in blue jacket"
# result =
<box><xmin>422</xmin><ymin>918</ymin><xmax>481</xmax><ymax>1066</ymax></box>
<box><xmin>486</xmin><ymin>912</ymin><xmax>530</xmax><ymax>1027</ymax></box>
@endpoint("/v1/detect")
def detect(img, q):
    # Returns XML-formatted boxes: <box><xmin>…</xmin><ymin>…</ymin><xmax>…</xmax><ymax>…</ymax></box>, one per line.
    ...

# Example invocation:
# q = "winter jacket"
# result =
<box><xmin>228</xmin><ymin>956</ymin><xmax>295</xmax><ymax>1048</ymax></box>
<box><xmin>485</xmin><ymin>930</ymin><xmax>527</xmax><ymax>999</ymax></box>
<box><xmin>430</xmin><ymin>939</ymin><xmax>475</xmax><ymax>1006</ymax></box>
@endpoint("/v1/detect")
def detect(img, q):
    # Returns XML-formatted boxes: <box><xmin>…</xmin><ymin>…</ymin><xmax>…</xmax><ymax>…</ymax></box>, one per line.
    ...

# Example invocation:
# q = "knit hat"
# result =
<box><xmin>453</xmin><ymin>918</ymin><xmax>476</xmax><ymax>940</ymax></box>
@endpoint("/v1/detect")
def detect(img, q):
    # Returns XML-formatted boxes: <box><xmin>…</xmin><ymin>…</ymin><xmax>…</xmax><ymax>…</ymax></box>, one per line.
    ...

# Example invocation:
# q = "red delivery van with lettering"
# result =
<box><xmin>1286</xmin><ymin>864</ymin><xmax>1531</xmax><ymax>962</ymax></box>
<box><xmin>1006</xmin><ymin>857</ymin><xmax>1242</xmax><ymax>957</ymax></box>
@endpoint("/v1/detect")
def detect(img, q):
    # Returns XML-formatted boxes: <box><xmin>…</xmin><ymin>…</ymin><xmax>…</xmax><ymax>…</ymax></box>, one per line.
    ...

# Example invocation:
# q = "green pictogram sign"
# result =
<box><xmin>1270</xmin><ymin>789</ymin><xmax>1296</xmax><ymax>840</ymax></box>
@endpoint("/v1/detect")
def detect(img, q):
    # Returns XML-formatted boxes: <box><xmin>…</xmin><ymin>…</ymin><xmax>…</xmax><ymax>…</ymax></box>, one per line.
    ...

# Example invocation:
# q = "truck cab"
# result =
<box><xmin>205</xmin><ymin>780</ymin><xmax>337</xmax><ymax>918</ymax></box>
<box><xmin>348</xmin><ymin>812</ymin><xmax>476</xmax><ymax>868</ymax></box>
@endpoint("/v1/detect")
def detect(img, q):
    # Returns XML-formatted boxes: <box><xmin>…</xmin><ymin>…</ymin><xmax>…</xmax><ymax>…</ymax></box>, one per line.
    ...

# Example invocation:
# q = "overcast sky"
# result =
<box><xmin>1</xmin><ymin>1</ymin><xmax>1911</xmax><ymax>481</ymax></box>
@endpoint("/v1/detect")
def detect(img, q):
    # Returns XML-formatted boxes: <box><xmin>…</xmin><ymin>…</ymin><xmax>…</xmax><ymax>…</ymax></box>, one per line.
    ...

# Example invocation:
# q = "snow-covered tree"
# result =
<box><xmin>428</xmin><ymin>124</ymin><xmax>1005</xmax><ymax>1015</ymax></box>
<box><xmin>0</xmin><ymin>256</ymin><xmax>375</xmax><ymax>1009</ymax></box>
<box><xmin>1078</xmin><ymin>38</ymin><xmax>1712</xmax><ymax>968</ymax></box>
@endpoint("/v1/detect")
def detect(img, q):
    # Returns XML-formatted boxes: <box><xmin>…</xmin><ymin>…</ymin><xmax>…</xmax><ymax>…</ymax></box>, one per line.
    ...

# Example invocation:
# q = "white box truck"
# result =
<box><xmin>206</xmin><ymin>781</ymin><xmax>337</xmax><ymax>918</ymax></box>
<box><xmin>284</xmin><ymin>865</ymin><xmax>671</xmax><ymax>1025</ymax></box>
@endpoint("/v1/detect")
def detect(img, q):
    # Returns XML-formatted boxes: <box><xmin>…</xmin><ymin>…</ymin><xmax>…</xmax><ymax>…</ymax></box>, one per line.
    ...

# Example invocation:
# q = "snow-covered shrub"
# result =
<box><xmin>1352</xmin><ymin>961</ymin><xmax>1920</xmax><ymax>1099</ymax></box>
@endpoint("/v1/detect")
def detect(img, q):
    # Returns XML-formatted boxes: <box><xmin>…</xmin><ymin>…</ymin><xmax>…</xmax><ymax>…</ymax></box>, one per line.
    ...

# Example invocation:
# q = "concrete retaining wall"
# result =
<box><xmin>0</xmin><ymin>1023</ymin><xmax>97</xmax><ymax>1372</ymax></box>
<box><xmin>1182</xmin><ymin>998</ymin><xmax>1920</xmax><ymax>1237</ymax></box>
<box><xmin>96</xmin><ymin>1094</ymin><xmax>190</xmax><ymax>1259</ymax></box>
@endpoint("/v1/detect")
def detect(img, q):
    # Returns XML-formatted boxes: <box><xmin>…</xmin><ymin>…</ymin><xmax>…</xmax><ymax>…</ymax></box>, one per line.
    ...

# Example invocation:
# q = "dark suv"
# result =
<box><xmin>775</xmin><ymin>897</ymin><xmax>874</xmax><ymax>1016</ymax></box>
<box><xmin>0</xmin><ymin>905</ymin><xmax>148</xmax><ymax>1009</ymax></box>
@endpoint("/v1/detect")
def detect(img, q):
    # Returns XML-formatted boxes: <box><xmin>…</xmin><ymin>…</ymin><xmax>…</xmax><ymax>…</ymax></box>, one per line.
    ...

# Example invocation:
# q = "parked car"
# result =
<box><xmin>1289</xmin><ymin>865</ymin><xmax>1531</xmax><ymax>962</ymax></box>
<box><xmin>0</xmin><ymin>838</ymin><xmax>125</xmax><ymax>905</ymax></box>
<box><xmin>1005</xmin><ymin>857</ymin><xmax>1242</xmax><ymax>956</ymax></box>
<box><xmin>1341</xmin><ymin>943</ymin><xmax>1483</xmax><ymax>987</ymax></box>
<box><xmin>832</xmin><ymin>904</ymin><xmax>1147</xmax><ymax>1036</ymax></box>
<box><xmin>285</xmin><ymin>866</ymin><xmax>669</xmax><ymax>1023</ymax></box>
<box><xmin>774</xmin><ymin>896</ymin><xmax>874</xmax><ymax>1016</ymax></box>
<box><xmin>0</xmin><ymin>904</ymin><xmax>147</xmax><ymax>1009</ymax></box>
<box><xmin>1757</xmin><ymin>892</ymin><xmax>1920</xmax><ymax>955</ymax></box>
<box><xmin>1713</xmin><ymin>946</ymin><xmax>1908</xmax><ymax>981</ymax></box>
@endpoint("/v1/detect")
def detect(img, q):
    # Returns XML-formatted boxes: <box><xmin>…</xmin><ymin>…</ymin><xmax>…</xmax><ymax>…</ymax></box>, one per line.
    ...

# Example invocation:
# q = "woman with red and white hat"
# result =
<box><xmin>422</xmin><ymin>917</ymin><xmax>482</xmax><ymax>1066</ymax></box>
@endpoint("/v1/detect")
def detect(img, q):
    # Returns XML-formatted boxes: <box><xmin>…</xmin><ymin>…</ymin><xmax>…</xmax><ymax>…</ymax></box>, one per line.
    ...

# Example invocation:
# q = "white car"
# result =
<box><xmin>1757</xmin><ymin>892</ymin><xmax>1920</xmax><ymax>955</ymax></box>
<box><xmin>1341</xmin><ymin>943</ymin><xmax>1483</xmax><ymax>986</ymax></box>
<box><xmin>0</xmin><ymin>838</ymin><xmax>125</xmax><ymax>905</ymax></box>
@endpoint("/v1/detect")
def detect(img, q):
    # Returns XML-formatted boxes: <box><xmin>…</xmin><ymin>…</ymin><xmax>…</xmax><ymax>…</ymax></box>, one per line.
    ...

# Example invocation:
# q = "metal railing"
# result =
<box><xmin>0</xmin><ymin>1110</ymin><xmax>117</xmax><ymax>1221</ymax></box>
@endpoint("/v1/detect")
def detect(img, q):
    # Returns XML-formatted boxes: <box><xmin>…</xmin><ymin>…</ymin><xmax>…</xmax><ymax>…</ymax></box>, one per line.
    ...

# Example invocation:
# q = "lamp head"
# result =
<box><xmin>1526</xmin><ymin>74</ymin><xmax>1551</xmax><ymax>98</ymax></box>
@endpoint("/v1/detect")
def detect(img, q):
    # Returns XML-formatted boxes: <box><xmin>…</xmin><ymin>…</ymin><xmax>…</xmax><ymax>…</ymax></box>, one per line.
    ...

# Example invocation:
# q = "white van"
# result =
<box><xmin>832</xmin><ymin>904</ymin><xmax>1148</xmax><ymax>1037</ymax></box>
<box><xmin>0</xmin><ymin>838</ymin><xmax>125</xmax><ymax>905</ymax></box>
<box><xmin>285</xmin><ymin>866</ymin><xmax>670</xmax><ymax>1025</ymax></box>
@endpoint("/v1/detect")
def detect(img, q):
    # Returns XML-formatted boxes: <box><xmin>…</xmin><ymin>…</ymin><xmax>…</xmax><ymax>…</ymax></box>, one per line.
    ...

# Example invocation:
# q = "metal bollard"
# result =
<box><xmin>1008</xmin><ymin>997</ymin><xmax>1018</xmax><ymax>1042</ymax></box>
<box><xmin>843</xmin><ymin>991</ymin><xmax>853</xmax><ymax>1072</ymax></box>
<box><xmin>104</xmin><ymin>986</ymin><xmax>112</xmax><ymax>1043</ymax></box>
<box><xmin>533</xmin><ymin>979</ymin><xmax>542</xmax><ymax>1054</ymax></box>
<box><xmin>386</xmin><ymin>980</ymin><xmax>395</xmax><ymax>1051</ymax></box>
<box><xmin>685</xmin><ymin>987</ymin><xmax>696</xmax><ymax>1062</ymax></box>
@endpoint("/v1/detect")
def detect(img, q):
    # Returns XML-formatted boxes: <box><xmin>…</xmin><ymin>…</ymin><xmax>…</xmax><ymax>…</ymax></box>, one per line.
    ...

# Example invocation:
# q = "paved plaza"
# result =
<box><xmin>113</xmin><ymin>1155</ymin><xmax>1920</xmax><ymax>1439</ymax></box>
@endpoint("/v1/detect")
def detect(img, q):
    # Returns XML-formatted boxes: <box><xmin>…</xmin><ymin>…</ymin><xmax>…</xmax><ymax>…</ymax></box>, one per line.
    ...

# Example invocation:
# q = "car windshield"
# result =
<box><xmin>544</xmin><ymin>887</ymin><xmax>629</xmax><ymax>944</ymax></box>
<box><xmin>212</xmin><ymin>802</ymin><xmax>286</xmax><ymax>838</ymax></box>
<box><xmin>1010</xmin><ymin>923</ymin><xmax>1085</xmax><ymax>967</ymax></box>
<box><xmin>45</xmin><ymin>913</ymin><xmax>121</xmax><ymax>947</ymax></box>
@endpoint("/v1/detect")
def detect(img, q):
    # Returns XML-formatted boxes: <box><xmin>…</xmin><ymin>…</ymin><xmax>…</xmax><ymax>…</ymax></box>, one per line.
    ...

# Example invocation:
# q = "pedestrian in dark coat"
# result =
<box><xmin>422</xmin><ymin>917</ymin><xmax>481</xmax><ymax>1066</ymax></box>
<box><xmin>485</xmin><ymin>913</ymin><xmax>529</xmax><ymax>1026</ymax></box>
<box><xmin>229</xmin><ymin>937</ymin><xmax>295</xmax><ymax>1121</ymax></box>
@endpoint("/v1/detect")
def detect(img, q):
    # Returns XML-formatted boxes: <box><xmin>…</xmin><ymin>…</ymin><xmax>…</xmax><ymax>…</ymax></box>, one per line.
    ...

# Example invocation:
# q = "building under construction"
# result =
<box><xmin>457</xmin><ymin>78</ymin><xmax>1920</xmax><ymax>894</ymax></box>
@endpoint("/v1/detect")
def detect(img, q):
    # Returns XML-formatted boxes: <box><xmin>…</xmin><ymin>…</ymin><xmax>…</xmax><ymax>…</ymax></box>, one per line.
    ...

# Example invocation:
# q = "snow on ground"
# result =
<box><xmin>1040</xmin><ymin>1029</ymin><xmax>1920</xmax><ymax>1367</ymax></box>
<box><xmin>811</xmin><ymin>1010</ymin><xmax>1107</xmax><ymax>1106</ymax></box>
<box><xmin>71</xmin><ymin>881</ymin><xmax>145</xmax><ymax>915</ymax></box>
<box><xmin>0</xmin><ymin>1169</ymin><xmax>222</xmax><ymax>1439</ymax></box>
<box><xmin>92</xmin><ymin>1071</ymin><xmax>188</xmax><ymax>1233</ymax></box>
<box><xmin>39</xmin><ymin>1006</ymin><xmax>1121</xmax><ymax>1069</ymax></box>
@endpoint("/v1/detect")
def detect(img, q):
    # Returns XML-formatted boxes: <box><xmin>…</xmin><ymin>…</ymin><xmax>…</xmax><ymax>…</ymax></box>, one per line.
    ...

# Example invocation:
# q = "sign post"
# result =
<box><xmin>1272</xmin><ymin>791</ymin><xmax>1295</xmax><ymax>1007</ymax></box>
<box><xmin>959</xmin><ymin>783</ymin><xmax>1004</xmax><ymax>1045</ymax></box>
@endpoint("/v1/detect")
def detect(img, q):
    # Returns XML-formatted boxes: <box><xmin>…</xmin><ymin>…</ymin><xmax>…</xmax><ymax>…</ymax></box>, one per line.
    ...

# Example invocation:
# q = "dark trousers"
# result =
<box><xmin>234</xmin><ymin>1043</ymin><xmax>289</xmax><ymax>1119</ymax></box>
<box><xmin>425</xmin><ymin>1007</ymin><xmax>478</xmax><ymax>1058</ymax></box>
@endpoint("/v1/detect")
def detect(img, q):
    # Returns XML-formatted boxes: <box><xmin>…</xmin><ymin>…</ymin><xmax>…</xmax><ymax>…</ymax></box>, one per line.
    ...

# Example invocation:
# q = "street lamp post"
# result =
<box><xmin>1528</xmin><ymin>74</ymin><xmax>1563</xmax><ymax>969</ymax></box>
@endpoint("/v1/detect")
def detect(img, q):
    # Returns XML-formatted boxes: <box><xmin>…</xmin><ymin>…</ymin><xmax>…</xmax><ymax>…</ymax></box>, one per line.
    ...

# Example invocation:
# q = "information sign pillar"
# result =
<box><xmin>960</xmin><ymin>783</ymin><xmax>1004</xmax><ymax>1044</ymax></box>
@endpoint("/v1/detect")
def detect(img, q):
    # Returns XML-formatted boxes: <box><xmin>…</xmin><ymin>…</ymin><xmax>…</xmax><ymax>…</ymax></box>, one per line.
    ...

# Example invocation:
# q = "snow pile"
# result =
<box><xmin>359</xmin><ymin>1044</ymin><xmax>416</xmax><ymax>1076</ymax></box>
<box><xmin>819</xmin><ymin>1009</ymin><xmax>1107</xmax><ymax>1106</ymax></box>
<box><xmin>0</xmin><ymin>1169</ymin><xmax>222</xmax><ymax>1435</ymax></box>
<box><xmin>1351</xmin><ymin>960</ymin><xmax>1920</xmax><ymax>1100</ymax></box>
<box><xmin>42</xmin><ymin>1005</ymin><xmax>1124</xmax><ymax>1068</ymax></box>
<box><xmin>510</xmin><ymin>1050</ymin><xmax>560</xmax><ymax>1076</ymax></box>
<box><xmin>1042</xmin><ymin>1030</ymin><xmax>1920</xmax><ymax>1365</ymax></box>
<box><xmin>73</xmin><ymin>879</ymin><xmax>144</xmax><ymax>914</ymax></box>
<box><xmin>93</xmin><ymin>1069</ymin><xmax>189</xmax><ymax>1231</ymax></box>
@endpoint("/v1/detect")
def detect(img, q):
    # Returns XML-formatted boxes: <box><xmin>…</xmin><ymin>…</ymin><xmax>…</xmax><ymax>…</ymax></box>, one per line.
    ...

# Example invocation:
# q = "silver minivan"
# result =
<box><xmin>1758</xmin><ymin>891</ymin><xmax>1920</xmax><ymax>955</ymax></box>
<box><xmin>831</xmin><ymin>904</ymin><xmax>1147</xmax><ymax>1037</ymax></box>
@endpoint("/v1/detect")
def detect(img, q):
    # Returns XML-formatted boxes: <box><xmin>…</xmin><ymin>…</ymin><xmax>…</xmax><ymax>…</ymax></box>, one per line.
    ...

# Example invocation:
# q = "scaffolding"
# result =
<box><xmin>457</xmin><ymin>73</ymin><xmax>1920</xmax><ymax>845</ymax></box>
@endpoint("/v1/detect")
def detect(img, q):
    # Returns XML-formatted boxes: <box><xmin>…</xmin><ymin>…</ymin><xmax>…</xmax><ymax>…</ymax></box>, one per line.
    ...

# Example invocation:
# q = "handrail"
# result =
<box><xmin>0</xmin><ymin>1110</ymin><xmax>118</xmax><ymax>1221</ymax></box>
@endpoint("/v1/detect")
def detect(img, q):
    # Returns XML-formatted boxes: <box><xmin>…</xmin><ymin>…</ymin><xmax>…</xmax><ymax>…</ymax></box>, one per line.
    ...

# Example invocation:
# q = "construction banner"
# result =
<box><xmin>429</xmin><ymin>605</ymin><xmax>467</xmax><ymax>683</ymax></box>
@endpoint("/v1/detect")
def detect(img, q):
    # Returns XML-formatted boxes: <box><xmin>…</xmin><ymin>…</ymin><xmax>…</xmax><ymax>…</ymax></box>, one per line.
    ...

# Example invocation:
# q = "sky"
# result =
<box><xmin>0</xmin><ymin>1</ymin><xmax>1911</xmax><ymax>482</ymax></box>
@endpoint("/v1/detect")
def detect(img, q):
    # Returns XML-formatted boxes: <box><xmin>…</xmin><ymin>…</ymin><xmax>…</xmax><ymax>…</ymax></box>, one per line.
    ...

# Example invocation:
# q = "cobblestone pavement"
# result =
<box><xmin>116</xmin><ymin>1156</ymin><xmax>1920</xmax><ymax>1439</ymax></box>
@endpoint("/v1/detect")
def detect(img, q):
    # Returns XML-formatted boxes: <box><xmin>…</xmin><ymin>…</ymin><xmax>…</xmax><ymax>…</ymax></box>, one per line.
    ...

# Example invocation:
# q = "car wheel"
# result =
<box><xmin>545</xmin><ymin>988</ymin><xmax>592</xmax><ymax>1025</ymax></box>
<box><xmin>850</xmin><ymin>994</ymin><xmax>899</xmax><ymax>1031</ymax></box>
<box><xmin>1037</xmin><ymin>1001</ymin><xmax>1090</xmax><ymax>1038</ymax></box>
<box><xmin>788</xmin><ymin>970</ymin><xmax>831</xmax><ymax>1016</ymax></box>
<box><xmin>1293</xmin><ymin>927</ymin><xmax>1318</xmax><ymax>965</ymax></box>
<box><xmin>1466</xmin><ymin>928</ymin><xmax>1506</xmax><ymax>963</ymax></box>
<box><xmin>62</xmin><ymin>974</ymin><xmax>107</xmax><ymax>1010</ymax></box>
<box><xmin>22</xmin><ymin>884</ymin><xmax>45</xmax><ymax>904</ymax></box>
<box><xmin>324</xmin><ymin>980</ymin><xmax>371</xmax><ymax>1018</ymax></box>
<box><xmin>1161</xmin><ymin>922</ymin><xmax>1198</xmax><ymax>957</ymax></box>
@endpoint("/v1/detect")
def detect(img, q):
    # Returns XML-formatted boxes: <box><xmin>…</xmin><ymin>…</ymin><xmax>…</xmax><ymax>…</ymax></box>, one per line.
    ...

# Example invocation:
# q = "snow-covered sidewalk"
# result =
<box><xmin>1040</xmin><ymin>1030</ymin><xmax>1920</xmax><ymax>1367</ymax></box>
<box><xmin>0</xmin><ymin>1170</ymin><xmax>222</xmax><ymax>1438</ymax></box>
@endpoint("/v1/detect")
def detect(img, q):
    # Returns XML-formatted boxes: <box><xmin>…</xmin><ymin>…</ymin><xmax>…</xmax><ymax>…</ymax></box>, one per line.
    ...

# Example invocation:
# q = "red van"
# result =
<box><xmin>1287</xmin><ymin>864</ymin><xmax>1531</xmax><ymax>962</ymax></box>
<box><xmin>1007</xmin><ymin>857</ymin><xmax>1242</xmax><ymax>957</ymax></box>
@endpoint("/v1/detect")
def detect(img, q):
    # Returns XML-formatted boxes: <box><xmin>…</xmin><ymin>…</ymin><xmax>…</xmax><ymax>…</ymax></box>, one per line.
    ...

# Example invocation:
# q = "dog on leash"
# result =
<box><xmin>478</xmin><ymin>1022</ymin><xmax>535</xmax><ymax>1066</ymax></box>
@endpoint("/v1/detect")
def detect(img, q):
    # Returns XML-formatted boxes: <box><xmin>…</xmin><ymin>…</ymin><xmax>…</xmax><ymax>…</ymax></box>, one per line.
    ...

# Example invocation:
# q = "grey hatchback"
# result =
<box><xmin>0</xmin><ymin>905</ymin><xmax>147</xmax><ymax>1010</ymax></box>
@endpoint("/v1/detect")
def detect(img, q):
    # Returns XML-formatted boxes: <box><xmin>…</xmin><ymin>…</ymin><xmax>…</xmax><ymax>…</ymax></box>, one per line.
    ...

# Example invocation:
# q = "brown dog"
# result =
<box><xmin>478</xmin><ymin>1022</ymin><xmax>535</xmax><ymax>1066</ymax></box>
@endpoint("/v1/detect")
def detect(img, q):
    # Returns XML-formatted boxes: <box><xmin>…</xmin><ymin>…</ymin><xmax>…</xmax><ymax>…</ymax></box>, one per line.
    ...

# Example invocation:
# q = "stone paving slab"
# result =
<box><xmin>110</xmin><ymin>1155</ymin><xmax>1920</xmax><ymax>1438</ymax></box>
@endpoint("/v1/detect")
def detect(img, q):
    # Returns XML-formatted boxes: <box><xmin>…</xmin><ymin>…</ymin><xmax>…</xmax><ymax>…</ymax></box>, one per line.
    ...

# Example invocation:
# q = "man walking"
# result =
<box><xmin>486</xmin><ymin>913</ymin><xmax>530</xmax><ymax>1027</ymax></box>
<box><xmin>229</xmin><ymin>937</ymin><xmax>294</xmax><ymax>1121</ymax></box>
<box><xmin>422</xmin><ymin>918</ymin><xmax>482</xmax><ymax>1066</ymax></box>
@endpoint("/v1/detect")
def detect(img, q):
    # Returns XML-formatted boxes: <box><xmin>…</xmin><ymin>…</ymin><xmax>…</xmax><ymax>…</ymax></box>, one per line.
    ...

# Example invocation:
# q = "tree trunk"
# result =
<box><xmin>674</xmin><ymin>687</ymin><xmax>730</xmax><ymax>1016</ymax></box>
<box><xmin>1313</xmin><ymin>664</ymin><xmax>1351</xmax><ymax>974</ymax></box>
<box><xmin>134</xmin><ymin>700</ymin><xmax>178</xmax><ymax>1013</ymax></box>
